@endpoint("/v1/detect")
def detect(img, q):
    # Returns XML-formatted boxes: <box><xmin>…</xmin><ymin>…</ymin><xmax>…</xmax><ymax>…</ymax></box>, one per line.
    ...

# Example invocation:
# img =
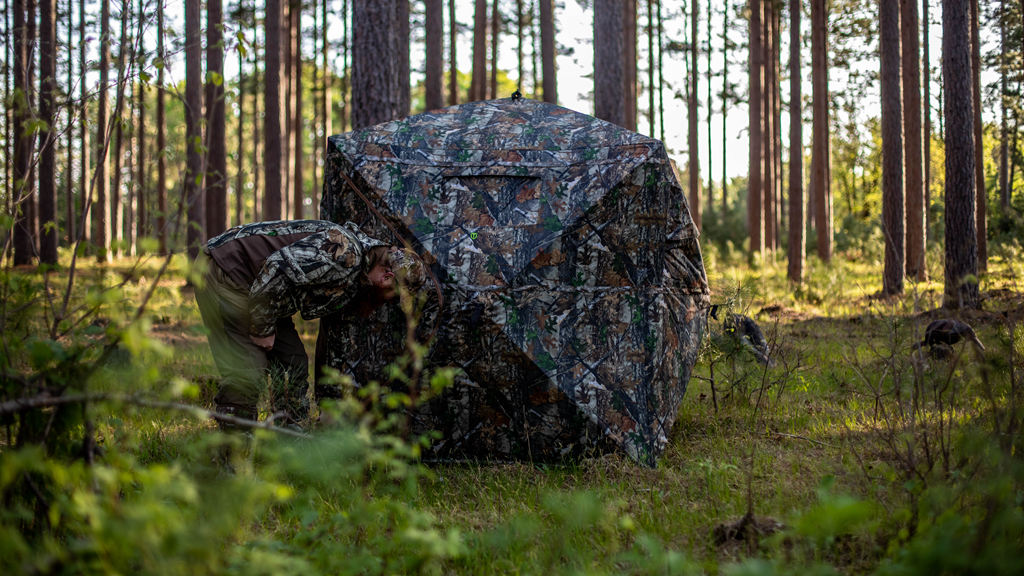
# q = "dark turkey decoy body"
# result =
<box><xmin>710</xmin><ymin>306</ymin><xmax>772</xmax><ymax>365</ymax></box>
<box><xmin>916</xmin><ymin>318</ymin><xmax>985</xmax><ymax>352</ymax></box>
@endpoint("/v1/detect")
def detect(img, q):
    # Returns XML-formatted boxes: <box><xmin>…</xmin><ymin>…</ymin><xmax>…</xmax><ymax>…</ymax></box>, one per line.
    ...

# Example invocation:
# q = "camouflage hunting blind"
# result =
<box><xmin>318</xmin><ymin>98</ymin><xmax>710</xmax><ymax>466</ymax></box>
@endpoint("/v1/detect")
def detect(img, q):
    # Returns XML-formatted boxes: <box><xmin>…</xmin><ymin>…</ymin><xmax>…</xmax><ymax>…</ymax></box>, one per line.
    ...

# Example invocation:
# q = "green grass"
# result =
<box><xmin>2</xmin><ymin>245</ymin><xmax>1023</xmax><ymax>575</ymax></box>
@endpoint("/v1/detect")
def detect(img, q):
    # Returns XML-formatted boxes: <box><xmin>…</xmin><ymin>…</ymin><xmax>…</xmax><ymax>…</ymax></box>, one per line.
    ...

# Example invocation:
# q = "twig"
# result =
<box><xmin>771</xmin><ymin>432</ymin><xmax>834</xmax><ymax>448</ymax></box>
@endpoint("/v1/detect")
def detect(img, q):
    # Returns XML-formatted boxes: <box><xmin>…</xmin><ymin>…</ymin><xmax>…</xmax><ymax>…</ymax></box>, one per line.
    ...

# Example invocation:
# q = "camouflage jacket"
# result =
<box><xmin>206</xmin><ymin>220</ymin><xmax>387</xmax><ymax>337</ymax></box>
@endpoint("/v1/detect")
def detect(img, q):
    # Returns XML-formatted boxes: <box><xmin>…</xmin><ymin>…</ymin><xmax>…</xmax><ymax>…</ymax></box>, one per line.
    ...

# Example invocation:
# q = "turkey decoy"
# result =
<box><xmin>710</xmin><ymin>305</ymin><xmax>773</xmax><ymax>366</ymax></box>
<box><xmin>914</xmin><ymin>318</ymin><xmax>985</xmax><ymax>353</ymax></box>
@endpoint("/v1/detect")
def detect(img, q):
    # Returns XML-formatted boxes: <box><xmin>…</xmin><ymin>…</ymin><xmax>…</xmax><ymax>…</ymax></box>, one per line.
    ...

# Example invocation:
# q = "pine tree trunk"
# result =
<box><xmin>321</xmin><ymin>0</ymin><xmax>331</xmax><ymax>146</ymax></box>
<box><xmin>352</xmin><ymin>0</ymin><xmax>401</xmax><ymax>128</ymax></box>
<box><xmin>135</xmin><ymin>0</ymin><xmax>146</xmax><ymax>250</ymax></box>
<box><xmin>449</xmin><ymin>0</ymin><xmax>458</xmax><ymax>105</ymax></box>
<box><xmin>156</xmin><ymin>0</ymin><xmax>166</xmax><ymax>253</ymax></box>
<box><xmin>252</xmin><ymin>5</ymin><xmax>262</xmax><ymax>220</ymax></box>
<box><xmin>788</xmin><ymin>0</ymin><xmax>804</xmax><ymax>283</ymax></box>
<box><xmin>283</xmin><ymin>0</ymin><xmax>294</xmax><ymax>218</ymax></box>
<box><xmin>78</xmin><ymin>0</ymin><xmax>91</xmax><ymax>245</ymax></box>
<box><xmin>490</xmin><ymin>0</ymin><xmax>499</xmax><ymax>99</ymax></box>
<box><xmin>291</xmin><ymin>0</ymin><xmax>303</xmax><ymax>218</ymax></box>
<box><xmin>207</xmin><ymin>0</ymin><xmax>227</xmax><ymax>235</ymax></box>
<box><xmin>970</xmin><ymin>0</ymin><xmax>986</xmax><ymax>272</ymax></box>
<box><xmin>340</xmin><ymin>0</ymin><xmax>349</xmax><ymax>132</ymax></box>
<box><xmin>623</xmin><ymin>0</ymin><xmax>637</xmax><ymax>131</ymax></box>
<box><xmin>66</xmin><ymin>0</ymin><xmax>75</xmax><ymax>245</ymax></box>
<box><xmin>540</xmin><ymin>0</ymin><xmax>556</xmax><ymax>103</ymax></box>
<box><xmin>942</xmin><ymin>0</ymin><xmax>979</xmax><ymax>309</ymax></box>
<box><xmin>762</xmin><ymin>0</ymin><xmax>774</xmax><ymax>252</ymax></box>
<box><xmin>426</xmin><ymin>0</ymin><xmax>444</xmax><ymax>109</ymax></box>
<box><xmin>647</xmin><ymin>0</ymin><xmax>655</xmax><ymax>136</ymax></box>
<box><xmin>594</xmin><ymin>0</ymin><xmax>625</xmax><ymax>127</ymax></box>
<box><xmin>236</xmin><ymin>43</ymin><xmax>245</xmax><ymax>226</ymax></box>
<box><xmin>903</xmin><ymin>0</ymin><xmax>926</xmax><ymax>280</ymax></box>
<box><xmin>748</xmin><ymin>0</ymin><xmax>764</xmax><ymax>257</ymax></box>
<box><xmin>773</xmin><ymin>5</ymin><xmax>783</xmax><ymax>249</ymax></box>
<box><xmin>94</xmin><ymin>0</ymin><xmax>111</xmax><ymax>261</ymax></box>
<box><xmin>721</xmin><ymin>0</ymin><xmax>728</xmax><ymax>214</ymax></box>
<box><xmin>471</xmin><ymin>0</ymin><xmax>487</xmax><ymax>101</ymax></box>
<box><xmin>264</xmin><ymin>0</ymin><xmax>283</xmax><ymax>219</ymax></box>
<box><xmin>881</xmin><ymin>0</ymin><xmax>905</xmax><ymax>295</ymax></box>
<box><xmin>38</xmin><ymin>0</ymin><xmax>57</xmax><ymax>264</ymax></box>
<box><xmin>688</xmin><ymin>0</ymin><xmax>700</xmax><ymax>230</ymax></box>
<box><xmin>999</xmin><ymin>0</ymin><xmax>1010</xmax><ymax>210</ymax></box>
<box><xmin>516</xmin><ymin>0</ymin><xmax>524</xmax><ymax>91</ymax></box>
<box><xmin>923</xmin><ymin>0</ymin><xmax>931</xmax><ymax>227</ymax></box>
<box><xmin>531</xmin><ymin>0</ymin><xmax>539</xmax><ymax>97</ymax></box>
<box><xmin>398</xmin><ymin>0</ymin><xmax>410</xmax><ymax>113</ymax></box>
<box><xmin>111</xmin><ymin>1</ymin><xmax>129</xmax><ymax>255</ymax></box>
<box><xmin>11</xmin><ymin>0</ymin><xmax>26</xmax><ymax>259</ymax></box>
<box><xmin>810</xmin><ymin>0</ymin><xmax>831</xmax><ymax>261</ymax></box>
<box><xmin>657</xmin><ymin>0</ymin><xmax>664</xmax><ymax>140</ymax></box>
<box><xmin>185</xmin><ymin>0</ymin><xmax>205</xmax><ymax>258</ymax></box>
<box><xmin>706</xmin><ymin>0</ymin><xmax>713</xmax><ymax>217</ymax></box>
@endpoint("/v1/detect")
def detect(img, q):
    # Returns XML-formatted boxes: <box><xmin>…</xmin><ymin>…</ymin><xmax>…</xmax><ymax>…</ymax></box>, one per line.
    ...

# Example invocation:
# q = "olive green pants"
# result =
<box><xmin>194</xmin><ymin>252</ymin><xmax>309</xmax><ymax>425</ymax></box>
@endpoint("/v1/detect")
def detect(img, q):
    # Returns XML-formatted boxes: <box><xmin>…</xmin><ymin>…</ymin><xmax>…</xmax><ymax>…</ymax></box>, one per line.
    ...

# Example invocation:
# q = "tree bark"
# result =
<box><xmin>970</xmin><ymin>0</ymin><xmax>986</xmax><ymax>272</ymax></box>
<box><xmin>623</xmin><ymin>0</ymin><xmax>637</xmax><ymax>131</ymax></box>
<box><xmin>540</xmin><ymin>0</ymin><xmax>556</xmax><ymax>103</ymax></box>
<box><xmin>264</xmin><ymin>0</ymin><xmax>283</xmax><ymax>219</ymax></box>
<box><xmin>490</xmin><ymin>0</ymin><xmax>499</xmax><ymax>99</ymax></box>
<box><xmin>763</xmin><ymin>0</ymin><xmax>774</xmax><ymax>251</ymax></box>
<box><xmin>12</xmin><ymin>0</ymin><xmax>31</xmax><ymax>265</ymax></box>
<box><xmin>79</xmin><ymin>0</ymin><xmax>91</xmax><ymax>246</ymax></box>
<box><xmin>111</xmin><ymin>0</ymin><xmax>131</xmax><ymax>255</ymax></box>
<box><xmin>207</xmin><ymin>0</ymin><xmax>227</xmax><ymax>235</ymax></box>
<box><xmin>426</xmin><ymin>0</ymin><xmax>444</xmax><ymax>109</ymax></box>
<box><xmin>688</xmin><ymin>0</ymin><xmax>701</xmax><ymax>230</ymax></box>
<box><xmin>449</xmin><ymin>0</ymin><xmax>458</xmax><ymax>105</ymax></box>
<box><xmin>810</xmin><ymin>0</ymin><xmax>831</xmax><ymax>261</ymax></box>
<box><xmin>788</xmin><ymin>0</ymin><xmax>804</xmax><ymax>283</ymax></box>
<box><xmin>185</xmin><ymin>0</ymin><xmax>205</xmax><ymax>258</ymax></box>
<box><xmin>903</xmin><ymin>0</ymin><xmax>925</xmax><ymax>280</ymax></box>
<box><xmin>252</xmin><ymin>5</ymin><xmax>262</xmax><ymax>220</ymax></box>
<box><xmin>998</xmin><ymin>0</ymin><xmax>1010</xmax><ymax>210</ymax></box>
<box><xmin>236</xmin><ymin>36</ymin><xmax>245</xmax><ymax>226</ymax></box>
<box><xmin>471</xmin><ymin>0</ymin><xmax>487</xmax><ymax>101</ymax></box>
<box><xmin>38</xmin><ymin>0</ymin><xmax>57</xmax><ymax>264</ymax></box>
<box><xmin>595</xmin><ymin>0</ymin><xmax>626</xmax><ymax>127</ymax></box>
<box><xmin>135</xmin><ymin>0</ymin><xmax>147</xmax><ymax>250</ymax></box>
<box><xmin>942</xmin><ymin>0</ymin><xmax>979</xmax><ymax>309</ymax></box>
<box><xmin>881</xmin><ymin>0</ymin><xmax>905</xmax><ymax>295</ymax></box>
<box><xmin>156</xmin><ymin>0</ymin><xmax>166</xmax><ymax>253</ymax></box>
<box><xmin>706</xmin><ymin>0</ymin><xmax>713</xmax><ymax>217</ymax></box>
<box><xmin>721</xmin><ymin>0</ymin><xmax>729</xmax><ymax>214</ymax></box>
<box><xmin>94</xmin><ymin>0</ymin><xmax>111</xmax><ymax>261</ymax></box>
<box><xmin>352</xmin><ymin>0</ymin><xmax>401</xmax><ymax>128</ymax></box>
<box><xmin>516</xmin><ymin>0</ymin><xmax>524</xmax><ymax>92</ymax></box>
<box><xmin>748</xmin><ymin>0</ymin><xmax>764</xmax><ymax>257</ymax></box>
<box><xmin>923</xmin><ymin>0</ymin><xmax>931</xmax><ymax>227</ymax></box>
<box><xmin>291</xmin><ymin>0</ymin><xmax>303</xmax><ymax>218</ymax></box>
<box><xmin>66</xmin><ymin>0</ymin><xmax>75</xmax><ymax>245</ymax></box>
<box><xmin>647</xmin><ymin>0</ymin><xmax>655</xmax><ymax>136</ymax></box>
<box><xmin>398</xmin><ymin>0</ymin><xmax>410</xmax><ymax>113</ymax></box>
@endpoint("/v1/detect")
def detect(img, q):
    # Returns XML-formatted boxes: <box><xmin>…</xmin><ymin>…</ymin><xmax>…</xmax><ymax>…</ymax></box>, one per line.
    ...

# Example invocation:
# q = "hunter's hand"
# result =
<box><xmin>250</xmin><ymin>333</ymin><xmax>276</xmax><ymax>350</ymax></box>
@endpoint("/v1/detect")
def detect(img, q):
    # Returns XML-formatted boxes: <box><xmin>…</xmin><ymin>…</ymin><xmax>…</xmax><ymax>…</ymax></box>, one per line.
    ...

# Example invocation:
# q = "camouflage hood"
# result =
<box><xmin>318</xmin><ymin>98</ymin><xmax>710</xmax><ymax>466</ymax></box>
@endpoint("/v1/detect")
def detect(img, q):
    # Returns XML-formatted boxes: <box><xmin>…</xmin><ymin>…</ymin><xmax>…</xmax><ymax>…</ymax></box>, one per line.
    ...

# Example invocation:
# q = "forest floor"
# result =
<box><xmin>3</xmin><ymin>244</ymin><xmax>1022</xmax><ymax>574</ymax></box>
